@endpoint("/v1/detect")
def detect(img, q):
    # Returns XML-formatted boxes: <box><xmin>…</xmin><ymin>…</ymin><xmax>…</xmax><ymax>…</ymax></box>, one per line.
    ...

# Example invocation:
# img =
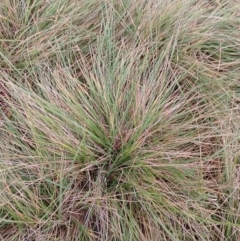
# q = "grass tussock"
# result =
<box><xmin>0</xmin><ymin>0</ymin><xmax>240</xmax><ymax>240</ymax></box>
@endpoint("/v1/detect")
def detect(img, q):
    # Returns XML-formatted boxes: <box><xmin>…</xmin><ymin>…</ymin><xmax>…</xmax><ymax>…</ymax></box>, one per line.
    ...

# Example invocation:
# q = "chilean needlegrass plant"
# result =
<box><xmin>1</xmin><ymin>0</ymin><xmax>240</xmax><ymax>240</ymax></box>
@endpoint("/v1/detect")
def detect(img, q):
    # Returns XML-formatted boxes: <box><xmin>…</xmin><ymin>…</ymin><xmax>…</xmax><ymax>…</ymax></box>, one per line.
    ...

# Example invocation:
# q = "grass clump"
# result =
<box><xmin>1</xmin><ymin>0</ymin><xmax>240</xmax><ymax>240</ymax></box>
